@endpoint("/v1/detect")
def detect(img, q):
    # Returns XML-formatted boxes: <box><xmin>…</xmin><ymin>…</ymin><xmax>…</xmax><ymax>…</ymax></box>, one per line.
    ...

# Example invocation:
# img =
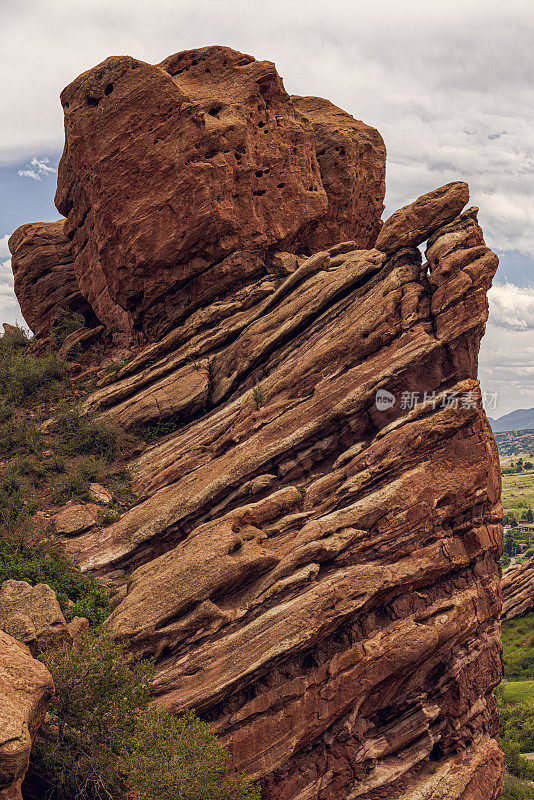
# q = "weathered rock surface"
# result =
<box><xmin>69</xmin><ymin>196</ymin><xmax>501</xmax><ymax>798</ymax></box>
<box><xmin>501</xmin><ymin>558</ymin><xmax>534</xmax><ymax>620</ymax></box>
<box><xmin>0</xmin><ymin>631</ymin><xmax>53</xmax><ymax>800</ymax></box>
<box><xmin>7</xmin><ymin>221</ymin><xmax>94</xmax><ymax>338</ymax></box>
<box><xmin>375</xmin><ymin>181</ymin><xmax>470</xmax><ymax>254</ymax></box>
<box><xmin>10</xmin><ymin>47</ymin><xmax>385</xmax><ymax>341</ymax></box>
<box><xmin>0</xmin><ymin>580</ymin><xmax>70</xmax><ymax>653</ymax></box>
<box><xmin>11</xmin><ymin>47</ymin><xmax>503</xmax><ymax>800</ymax></box>
<box><xmin>52</xmin><ymin>503</ymin><xmax>100</xmax><ymax>536</ymax></box>
<box><xmin>291</xmin><ymin>96</ymin><xmax>386</xmax><ymax>252</ymax></box>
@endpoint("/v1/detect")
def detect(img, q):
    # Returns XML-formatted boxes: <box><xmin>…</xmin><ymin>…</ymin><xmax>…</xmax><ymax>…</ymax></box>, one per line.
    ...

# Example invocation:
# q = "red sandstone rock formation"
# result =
<box><xmin>9</xmin><ymin>47</ymin><xmax>503</xmax><ymax>800</ymax></box>
<box><xmin>0</xmin><ymin>632</ymin><xmax>53</xmax><ymax>800</ymax></box>
<box><xmin>7</xmin><ymin>221</ymin><xmax>94</xmax><ymax>338</ymax></box>
<box><xmin>10</xmin><ymin>46</ymin><xmax>385</xmax><ymax>340</ymax></box>
<box><xmin>502</xmin><ymin>558</ymin><xmax>534</xmax><ymax>620</ymax></box>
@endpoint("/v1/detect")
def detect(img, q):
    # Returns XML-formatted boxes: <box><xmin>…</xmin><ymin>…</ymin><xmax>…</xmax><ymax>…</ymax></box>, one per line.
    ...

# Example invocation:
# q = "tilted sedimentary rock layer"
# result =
<box><xmin>10</xmin><ymin>46</ymin><xmax>503</xmax><ymax>799</ymax></box>
<box><xmin>501</xmin><ymin>559</ymin><xmax>534</xmax><ymax>620</ymax></box>
<box><xmin>57</xmin><ymin>184</ymin><xmax>503</xmax><ymax>798</ymax></box>
<box><xmin>10</xmin><ymin>46</ymin><xmax>385</xmax><ymax>340</ymax></box>
<box><xmin>0</xmin><ymin>632</ymin><xmax>53</xmax><ymax>800</ymax></box>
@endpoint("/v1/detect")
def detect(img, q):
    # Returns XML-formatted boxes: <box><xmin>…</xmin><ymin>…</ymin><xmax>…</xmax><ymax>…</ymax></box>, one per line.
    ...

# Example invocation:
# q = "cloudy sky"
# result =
<box><xmin>0</xmin><ymin>0</ymin><xmax>533</xmax><ymax>415</ymax></box>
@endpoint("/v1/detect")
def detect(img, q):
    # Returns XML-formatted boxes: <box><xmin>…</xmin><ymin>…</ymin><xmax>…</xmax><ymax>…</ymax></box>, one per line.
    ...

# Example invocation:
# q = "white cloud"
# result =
<box><xmin>17</xmin><ymin>155</ymin><xmax>56</xmax><ymax>181</ymax></box>
<box><xmin>487</xmin><ymin>284</ymin><xmax>534</xmax><ymax>331</ymax></box>
<box><xmin>0</xmin><ymin>0</ymin><xmax>532</xmax><ymax>262</ymax></box>
<box><xmin>0</xmin><ymin>258</ymin><xmax>21</xmax><ymax>326</ymax></box>
<box><xmin>479</xmin><ymin>284</ymin><xmax>534</xmax><ymax>415</ymax></box>
<box><xmin>0</xmin><ymin>234</ymin><xmax>10</xmax><ymax>261</ymax></box>
<box><xmin>17</xmin><ymin>169</ymin><xmax>41</xmax><ymax>181</ymax></box>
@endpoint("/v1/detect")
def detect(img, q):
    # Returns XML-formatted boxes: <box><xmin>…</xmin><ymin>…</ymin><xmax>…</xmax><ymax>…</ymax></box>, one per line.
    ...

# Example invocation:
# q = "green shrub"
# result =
<box><xmin>502</xmin><ymin>614</ymin><xmax>534</xmax><ymax>681</ymax></box>
<box><xmin>52</xmin><ymin>308</ymin><xmax>85</xmax><ymax>346</ymax></box>
<box><xmin>502</xmin><ymin>772</ymin><xmax>534</xmax><ymax>799</ymax></box>
<box><xmin>36</xmin><ymin>634</ymin><xmax>151</xmax><ymax>800</ymax></box>
<box><xmin>503</xmin><ymin>737</ymin><xmax>534</xmax><ymax>780</ymax></box>
<box><xmin>0</xmin><ymin>324</ymin><xmax>31</xmax><ymax>352</ymax></box>
<box><xmin>0</xmin><ymin>351</ymin><xmax>65</xmax><ymax>405</ymax></box>
<box><xmin>35</xmin><ymin>633</ymin><xmax>259</xmax><ymax>800</ymax></box>
<box><xmin>252</xmin><ymin>380</ymin><xmax>265</xmax><ymax>409</ymax></box>
<box><xmin>0</xmin><ymin>532</ymin><xmax>111</xmax><ymax>626</ymax></box>
<box><xmin>0</xmin><ymin>416</ymin><xmax>43</xmax><ymax>456</ymax></box>
<box><xmin>141</xmin><ymin>418</ymin><xmax>183</xmax><ymax>441</ymax></box>
<box><xmin>0</xmin><ymin>466</ymin><xmax>32</xmax><ymax>535</ymax></box>
<box><xmin>53</xmin><ymin>456</ymin><xmax>106</xmax><ymax>503</ymax></box>
<box><xmin>55</xmin><ymin>408</ymin><xmax>120</xmax><ymax>461</ymax></box>
<box><xmin>124</xmin><ymin>709</ymin><xmax>261</xmax><ymax>800</ymax></box>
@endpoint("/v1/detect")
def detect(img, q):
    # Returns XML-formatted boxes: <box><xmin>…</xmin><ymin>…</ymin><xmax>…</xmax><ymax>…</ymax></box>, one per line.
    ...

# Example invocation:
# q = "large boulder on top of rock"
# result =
<box><xmin>7</xmin><ymin>221</ymin><xmax>95</xmax><ymax>338</ymax></box>
<box><xmin>292</xmin><ymin>96</ymin><xmax>386</xmax><ymax>252</ymax></box>
<box><xmin>375</xmin><ymin>181</ymin><xmax>470</xmax><ymax>253</ymax></box>
<box><xmin>0</xmin><ymin>580</ymin><xmax>70</xmax><ymax>653</ymax></box>
<box><xmin>52</xmin><ymin>45</ymin><xmax>386</xmax><ymax>339</ymax></box>
<box><xmin>0</xmin><ymin>631</ymin><xmax>54</xmax><ymax>800</ymax></box>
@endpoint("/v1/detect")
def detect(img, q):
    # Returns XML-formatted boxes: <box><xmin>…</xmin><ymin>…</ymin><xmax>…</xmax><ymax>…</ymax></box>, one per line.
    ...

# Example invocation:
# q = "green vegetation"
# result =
<box><xmin>53</xmin><ymin>408</ymin><xmax>122</xmax><ymax>461</ymax></box>
<box><xmin>52</xmin><ymin>307</ymin><xmax>85</xmax><ymax>346</ymax></box>
<box><xmin>501</xmin><ymin>461</ymin><xmax>534</xmax><ymax>525</ymax></box>
<box><xmin>0</xmin><ymin>325</ymin><xmax>65</xmax><ymax>405</ymax></box>
<box><xmin>502</xmin><ymin>772</ymin><xmax>534</xmax><ymax>799</ymax></box>
<box><xmin>35</xmin><ymin>633</ymin><xmax>260</xmax><ymax>800</ymax></box>
<box><xmin>502</xmin><ymin>614</ymin><xmax>534</xmax><ymax>681</ymax></box>
<box><xmin>252</xmin><ymin>379</ymin><xmax>265</xmax><ymax>409</ymax></box>
<box><xmin>499</xmin><ymin>614</ymin><xmax>534</xmax><ymax>797</ymax></box>
<box><xmin>0</xmin><ymin>531</ymin><xmax>111</xmax><ymax>625</ymax></box>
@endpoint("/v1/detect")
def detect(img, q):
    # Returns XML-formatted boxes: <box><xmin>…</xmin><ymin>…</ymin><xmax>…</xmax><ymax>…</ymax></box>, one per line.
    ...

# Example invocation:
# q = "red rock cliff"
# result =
<box><xmin>9</xmin><ymin>47</ymin><xmax>503</xmax><ymax>800</ymax></box>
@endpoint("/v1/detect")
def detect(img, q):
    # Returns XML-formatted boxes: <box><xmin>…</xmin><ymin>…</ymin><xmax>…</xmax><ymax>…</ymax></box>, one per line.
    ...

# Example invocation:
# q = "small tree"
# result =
<box><xmin>36</xmin><ymin>633</ymin><xmax>259</xmax><ymax>800</ymax></box>
<box><xmin>124</xmin><ymin>709</ymin><xmax>260</xmax><ymax>800</ymax></box>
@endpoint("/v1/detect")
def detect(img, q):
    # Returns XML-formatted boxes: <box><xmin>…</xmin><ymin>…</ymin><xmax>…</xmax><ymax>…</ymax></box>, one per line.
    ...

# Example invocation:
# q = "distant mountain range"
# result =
<box><xmin>489</xmin><ymin>408</ymin><xmax>534</xmax><ymax>433</ymax></box>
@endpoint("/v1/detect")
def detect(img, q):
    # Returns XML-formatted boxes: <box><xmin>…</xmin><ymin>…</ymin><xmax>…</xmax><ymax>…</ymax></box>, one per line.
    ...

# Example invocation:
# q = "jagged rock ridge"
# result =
<box><xmin>8</xmin><ymin>46</ymin><xmax>503</xmax><ymax>800</ymax></box>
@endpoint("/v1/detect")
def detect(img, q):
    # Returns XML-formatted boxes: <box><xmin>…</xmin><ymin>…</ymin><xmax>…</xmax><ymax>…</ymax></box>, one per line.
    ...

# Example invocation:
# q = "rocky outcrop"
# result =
<box><xmin>10</xmin><ymin>46</ymin><xmax>503</xmax><ymax>800</ymax></box>
<box><xmin>0</xmin><ymin>631</ymin><xmax>53</xmax><ymax>800</ymax></box>
<box><xmin>0</xmin><ymin>580</ymin><xmax>71</xmax><ymax>653</ymax></box>
<box><xmin>66</xmin><ymin>193</ymin><xmax>501</xmax><ymax>798</ymax></box>
<box><xmin>375</xmin><ymin>182</ymin><xmax>470</xmax><ymax>253</ymax></box>
<box><xmin>10</xmin><ymin>46</ymin><xmax>385</xmax><ymax>341</ymax></box>
<box><xmin>7</xmin><ymin>221</ymin><xmax>94</xmax><ymax>338</ymax></box>
<box><xmin>501</xmin><ymin>559</ymin><xmax>534</xmax><ymax>620</ymax></box>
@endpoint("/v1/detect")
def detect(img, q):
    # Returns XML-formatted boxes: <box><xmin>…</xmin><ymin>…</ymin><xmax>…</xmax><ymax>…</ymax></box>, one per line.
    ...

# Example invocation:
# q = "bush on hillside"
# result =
<box><xmin>502</xmin><ymin>772</ymin><xmax>534</xmax><ymax>799</ymax></box>
<box><xmin>35</xmin><ymin>633</ymin><xmax>260</xmax><ymax>800</ymax></box>
<box><xmin>54</xmin><ymin>408</ymin><xmax>122</xmax><ymax>461</ymax></box>
<box><xmin>0</xmin><ymin>531</ymin><xmax>111</xmax><ymax>625</ymax></box>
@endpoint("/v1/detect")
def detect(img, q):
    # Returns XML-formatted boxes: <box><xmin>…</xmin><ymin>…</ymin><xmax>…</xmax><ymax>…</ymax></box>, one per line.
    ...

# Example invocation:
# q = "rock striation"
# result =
<box><xmin>9</xmin><ymin>46</ymin><xmax>503</xmax><ymax>800</ymax></box>
<box><xmin>502</xmin><ymin>559</ymin><xmax>534</xmax><ymax>620</ymax></box>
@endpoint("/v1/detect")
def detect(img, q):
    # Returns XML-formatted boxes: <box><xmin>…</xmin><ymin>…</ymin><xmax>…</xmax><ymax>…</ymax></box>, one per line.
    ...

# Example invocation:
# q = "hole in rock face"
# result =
<box><xmin>208</xmin><ymin>103</ymin><xmax>222</xmax><ymax>117</ymax></box>
<box><xmin>277</xmin><ymin>183</ymin><xmax>285</xmax><ymax>188</ymax></box>
<box><xmin>257</xmin><ymin>120</ymin><xmax>267</xmax><ymax>128</ymax></box>
<box><xmin>104</xmin><ymin>83</ymin><xmax>114</xmax><ymax>96</ymax></box>
<box><xmin>255</xmin><ymin>170</ymin><xmax>264</xmax><ymax>177</ymax></box>
<box><xmin>86</xmin><ymin>96</ymin><xmax>99</xmax><ymax>107</ymax></box>
<box><xmin>253</xmin><ymin>189</ymin><xmax>266</xmax><ymax>197</ymax></box>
